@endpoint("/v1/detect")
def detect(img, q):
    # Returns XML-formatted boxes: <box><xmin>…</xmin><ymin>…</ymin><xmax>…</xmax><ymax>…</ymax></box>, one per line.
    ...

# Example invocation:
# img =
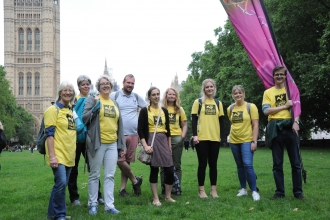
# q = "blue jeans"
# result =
<box><xmin>47</xmin><ymin>164</ymin><xmax>72</xmax><ymax>219</ymax></box>
<box><xmin>230</xmin><ymin>142</ymin><xmax>257</xmax><ymax>191</ymax></box>
<box><xmin>271</xmin><ymin>127</ymin><xmax>303</xmax><ymax>196</ymax></box>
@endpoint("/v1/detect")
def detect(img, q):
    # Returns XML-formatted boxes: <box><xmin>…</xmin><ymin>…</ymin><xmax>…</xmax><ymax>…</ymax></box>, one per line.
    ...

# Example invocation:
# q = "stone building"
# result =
<box><xmin>3</xmin><ymin>0</ymin><xmax>60</xmax><ymax>135</ymax></box>
<box><xmin>170</xmin><ymin>73</ymin><xmax>181</xmax><ymax>92</ymax></box>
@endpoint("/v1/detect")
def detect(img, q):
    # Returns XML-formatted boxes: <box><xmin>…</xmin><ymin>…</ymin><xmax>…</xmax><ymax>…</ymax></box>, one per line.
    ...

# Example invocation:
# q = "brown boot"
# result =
<box><xmin>198</xmin><ymin>186</ymin><xmax>208</xmax><ymax>198</ymax></box>
<box><xmin>210</xmin><ymin>185</ymin><xmax>219</xmax><ymax>198</ymax></box>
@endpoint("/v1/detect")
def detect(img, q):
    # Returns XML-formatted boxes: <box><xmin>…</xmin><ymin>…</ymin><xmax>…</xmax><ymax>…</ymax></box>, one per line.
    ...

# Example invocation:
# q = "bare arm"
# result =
<box><xmin>263</xmin><ymin>100</ymin><xmax>292</xmax><ymax>116</ymax></box>
<box><xmin>47</xmin><ymin>136</ymin><xmax>58</xmax><ymax>168</ymax></box>
<box><xmin>251</xmin><ymin>119</ymin><xmax>259</xmax><ymax>152</ymax></box>
<box><xmin>181</xmin><ymin>120</ymin><xmax>187</xmax><ymax>138</ymax></box>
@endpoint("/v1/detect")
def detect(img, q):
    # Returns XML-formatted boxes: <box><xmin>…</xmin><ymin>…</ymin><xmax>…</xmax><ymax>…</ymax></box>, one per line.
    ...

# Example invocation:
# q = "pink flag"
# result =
<box><xmin>220</xmin><ymin>0</ymin><xmax>301</xmax><ymax>117</ymax></box>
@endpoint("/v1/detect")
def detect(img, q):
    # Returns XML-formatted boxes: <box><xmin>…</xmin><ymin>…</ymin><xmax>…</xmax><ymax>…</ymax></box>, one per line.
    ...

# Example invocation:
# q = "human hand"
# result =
<box><xmin>50</xmin><ymin>156</ymin><xmax>58</xmax><ymax>168</ymax></box>
<box><xmin>292</xmin><ymin>121</ymin><xmax>300</xmax><ymax>136</ymax></box>
<box><xmin>144</xmin><ymin>145</ymin><xmax>153</xmax><ymax>154</ymax></box>
<box><xmin>193</xmin><ymin>136</ymin><xmax>199</xmax><ymax>145</ymax></box>
<box><xmin>251</xmin><ymin>142</ymin><xmax>257</xmax><ymax>152</ymax></box>
<box><xmin>285</xmin><ymin>100</ymin><xmax>293</xmax><ymax>109</ymax></box>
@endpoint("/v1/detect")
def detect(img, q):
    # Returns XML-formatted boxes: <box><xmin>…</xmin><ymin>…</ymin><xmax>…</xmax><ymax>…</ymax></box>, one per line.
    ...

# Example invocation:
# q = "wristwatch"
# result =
<box><xmin>252</xmin><ymin>141</ymin><xmax>257</xmax><ymax>144</ymax></box>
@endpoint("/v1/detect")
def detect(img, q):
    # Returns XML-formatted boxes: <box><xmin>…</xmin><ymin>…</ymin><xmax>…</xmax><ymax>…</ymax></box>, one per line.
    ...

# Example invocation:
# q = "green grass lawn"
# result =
<box><xmin>0</xmin><ymin>147</ymin><xmax>329</xmax><ymax>220</ymax></box>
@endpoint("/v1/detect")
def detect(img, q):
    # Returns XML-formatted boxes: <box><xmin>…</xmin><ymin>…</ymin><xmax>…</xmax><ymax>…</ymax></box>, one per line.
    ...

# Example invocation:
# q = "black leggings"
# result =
<box><xmin>149</xmin><ymin>166</ymin><xmax>174</xmax><ymax>184</ymax></box>
<box><xmin>195</xmin><ymin>141</ymin><xmax>220</xmax><ymax>186</ymax></box>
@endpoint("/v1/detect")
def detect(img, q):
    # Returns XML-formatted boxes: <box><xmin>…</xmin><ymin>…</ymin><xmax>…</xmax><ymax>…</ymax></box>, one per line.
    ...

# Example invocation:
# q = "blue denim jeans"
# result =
<box><xmin>271</xmin><ymin>127</ymin><xmax>303</xmax><ymax>196</ymax></box>
<box><xmin>47</xmin><ymin>164</ymin><xmax>72</xmax><ymax>219</ymax></box>
<box><xmin>230</xmin><ymin>142</ymin><xmax>257</xmax><ymax>191</ymax></box>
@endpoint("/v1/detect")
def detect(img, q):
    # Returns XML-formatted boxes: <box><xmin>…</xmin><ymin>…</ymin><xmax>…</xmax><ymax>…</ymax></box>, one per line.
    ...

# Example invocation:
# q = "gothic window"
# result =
<box><xmin>19</xmin><ymin>28</ymin><xmax>24</xmax><ymax>51</ymax></box>
<box><xmin>35</xmin><ymin>73</ymin><xmax>40</xmax><ymax>95</ymax></box>
<box><xmin>27</xmin><ymin>73</ymin><xmax>32</xmax><ymax>95</ymax></box>
<box><xmin>19</xmin><ymin>73</ymin><xmax>24</xmax><ymax>95</ymax></box>
<box><xmin>35</xmin><ymin>29</ymin><xmax>40</xmax><ymax>50</ymax></box>
<box><xmin>27</xmin><ymin>29</ymin><xmax>32</xmax><ymax>50</ymax></box>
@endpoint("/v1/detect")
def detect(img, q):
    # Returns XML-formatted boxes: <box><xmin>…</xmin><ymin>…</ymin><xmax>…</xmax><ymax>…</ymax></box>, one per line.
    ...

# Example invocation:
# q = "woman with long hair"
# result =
<box><xmin>138</xmin><ymin>87</ymin><xmax>175</xmax><ymax>206</ymax></box>
<box><xmin>160</xmin><ymin>87</ymin><xmax>187</xmax><ymax>194</ymax></box>
<box><xmin>228</xmin><ymin>85</ymin><xmax>260</xmax><ymax>201</ymax></box>
<box><xmin>83</xmin><ymin>75</ymin><xmax>126</xmax><ymax>215</ymax></box>
<box><xmin>191</xmin><ymin>79</ymin><xmax>226</xmax><ymax>198</ymax></box>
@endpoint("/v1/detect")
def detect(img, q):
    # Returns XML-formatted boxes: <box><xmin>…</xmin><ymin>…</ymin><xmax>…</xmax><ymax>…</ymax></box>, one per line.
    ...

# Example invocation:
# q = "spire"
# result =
<box><xmin>104</xmin><ymin>58</ymin><xmax>109</xmax><ymax>75</ymax></box>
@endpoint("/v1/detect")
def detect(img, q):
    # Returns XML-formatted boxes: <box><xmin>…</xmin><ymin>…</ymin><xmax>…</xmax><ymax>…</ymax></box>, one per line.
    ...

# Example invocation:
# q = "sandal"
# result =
<box><xmin>165</xmin><ymin>197</ymin><xmax>176</xmax><ymax>203</ymax></box>
<box><xmin>152</xmin><ymin>200</ymin><xmax>162</xmax><ymax>206</ymax></box>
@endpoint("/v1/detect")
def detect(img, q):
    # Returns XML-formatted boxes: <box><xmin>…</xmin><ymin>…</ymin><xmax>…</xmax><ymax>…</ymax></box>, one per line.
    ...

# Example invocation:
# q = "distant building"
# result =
<box><xmin>103</xmin><ymin>59</ymin><xmax>119</xmax><ymax>92</ymax></box>
<box><xmin>3</xmin><ymin>0</ymin><xmax>60</xmax><ymax>136</ymax></box>
<box><xmin>170</xmin><ymin>73</ymin><xmax>182</xmax><ymax>92</ymax></box>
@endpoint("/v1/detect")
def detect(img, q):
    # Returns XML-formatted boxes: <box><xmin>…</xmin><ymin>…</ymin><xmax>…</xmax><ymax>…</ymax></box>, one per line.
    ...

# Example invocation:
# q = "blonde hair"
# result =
<box><xmin>200</xmin><ymin>78</ymin><xmax>217</xmax><ymax>103</ymax></box>
<box><xmin>0</xmin><ymin>121</ymin><xmax>3</xmax><ymax>130</ymax></box>
<box><xmin>162</xmin><ymin>87</ymin><xmax>181</xmax><ymax>114</ymax></box>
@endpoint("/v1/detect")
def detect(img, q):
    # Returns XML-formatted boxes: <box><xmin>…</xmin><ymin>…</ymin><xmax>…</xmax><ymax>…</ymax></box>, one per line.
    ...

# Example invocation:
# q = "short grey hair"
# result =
<box><xmin>77</xmin><ymin>75</ymin><xmax>91</xmax><ymax>87</ymax></box>
<box><xmin>95</xmin><ymin>75</ymin><xmax>113</xmax><ymax>92</ymax></box>
<box><xmin>56</xmin><ymin>81</ymin><xmax>76</xmax><ymax>104</ymax></box>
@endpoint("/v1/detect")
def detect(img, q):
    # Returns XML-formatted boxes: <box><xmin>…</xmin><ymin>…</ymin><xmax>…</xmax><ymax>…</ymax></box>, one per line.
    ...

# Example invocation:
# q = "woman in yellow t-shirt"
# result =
<box><xmin>160</xmin><ymin>87</ymin><xmax>187</xmax><ymax>195</ymax></box>
<box><xmin>138</xmin><ymin>87</ymin><xmax>175</xmax><ymax>206</ymax></box>
<box><xmin>191</xmin><ymin>78</ymin><xmax>226</xmax><ymax>198</ymax></box>
<box><xmin>45</xmin><ymin>81</ymin><xmax>76</xmax><ymax>220</ymax></box>
<box><xmin>83</xmin><ymin>75</ymin><xmax>126</xmax><ymax>215</ymax></box>
<box><xmin>228</xmin><ymin>85</ymin><xmax>260</xmax><ymax>201</ymax></box>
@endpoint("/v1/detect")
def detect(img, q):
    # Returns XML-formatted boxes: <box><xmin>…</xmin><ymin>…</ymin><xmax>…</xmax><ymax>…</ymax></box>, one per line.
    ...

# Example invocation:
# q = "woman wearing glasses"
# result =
<box><xmin>45</xmin><ymin>81</ymin><xmax>76</xmax><ymax>220</ymax></box>
<box><xmin>83</xmin><ymin>75</ymin><xmax>126</xmax><ymax>215</ymax></box>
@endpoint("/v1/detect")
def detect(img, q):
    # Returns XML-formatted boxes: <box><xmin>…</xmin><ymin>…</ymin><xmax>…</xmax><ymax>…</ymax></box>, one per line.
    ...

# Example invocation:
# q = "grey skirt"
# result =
<box><xmin>147</xmin><ymin>132</ymin><xmax>173</xmax><ymax>167</ymax></box>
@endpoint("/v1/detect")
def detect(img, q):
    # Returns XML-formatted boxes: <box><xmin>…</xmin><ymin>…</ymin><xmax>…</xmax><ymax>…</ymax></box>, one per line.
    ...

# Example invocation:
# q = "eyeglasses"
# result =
<box><xmin>62</xmin><ymin>89</ymin><xmax>74</xmax><ymax>93</ymax></box>
<box><xmin>100</xmin><ymin>82</ymin><xmax>111</xmax><ymax>86</ymax></box>
<box><xmin>274</xmin><ymin>73</ymin><xmax>285</xmax><ymax>77</ymax></box>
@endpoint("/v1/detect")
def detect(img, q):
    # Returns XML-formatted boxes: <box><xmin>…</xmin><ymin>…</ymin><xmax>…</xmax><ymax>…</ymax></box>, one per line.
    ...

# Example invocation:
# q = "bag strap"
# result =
<box><xmin>150</xmin><ymin>107</ymin><xmax>162</xmax><ymax>148</ymax></box>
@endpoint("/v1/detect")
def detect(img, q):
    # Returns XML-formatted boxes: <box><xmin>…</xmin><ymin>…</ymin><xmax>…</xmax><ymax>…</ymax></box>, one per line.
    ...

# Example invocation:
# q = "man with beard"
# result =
<box><xmin>110</xmin><ymin>74</ymin><xmax>147</xmax><ymax>197</ymax></box>
<box><xmin>262</xmin><ymin>66</ymin><xmax>304</xmax><ymax>200</ymax></box>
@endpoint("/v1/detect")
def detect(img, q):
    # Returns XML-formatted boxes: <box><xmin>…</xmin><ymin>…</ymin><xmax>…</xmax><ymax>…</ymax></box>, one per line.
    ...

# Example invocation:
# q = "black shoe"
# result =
<box><xmin>132</xmin><ymin>176</ymin><xmax>143</xmax><ymax>196</ymax></box>
<box><xmin>119</xmin><ymin>189</ymin><xmax>130</xmax><ymax>197</ymax></box>
<box><xmin>270</xmin><ymin>194</ymin><xmax>285</xmax><ymax>200</ymax></box>
<box><xmin>294</xmin><ymin>194</ymin><xmax>305</xmax><ymax>200</ymax></box>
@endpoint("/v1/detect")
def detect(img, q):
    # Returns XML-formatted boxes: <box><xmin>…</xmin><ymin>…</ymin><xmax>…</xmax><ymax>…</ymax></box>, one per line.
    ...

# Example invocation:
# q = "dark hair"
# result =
<box><xmin>272</xmin><ymin>66</ymin><xmax>287</xmax><ymax>76</ymax></box>
<box><xmin>147</xmin><ymin>86</ymin><xmax>160</xmax><ymax>110</ymax></box>
<box><xmin>123</xmin><ymin>74</ymin><xmax>135</xmax><ymax>83</ymax></box>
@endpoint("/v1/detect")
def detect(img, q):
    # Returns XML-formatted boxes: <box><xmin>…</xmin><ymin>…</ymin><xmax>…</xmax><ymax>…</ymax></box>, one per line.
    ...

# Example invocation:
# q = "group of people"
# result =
<box><xmin>43</xmin><ymin>65</ymin><xmax>304</xmax><ymax>220</ymax></box>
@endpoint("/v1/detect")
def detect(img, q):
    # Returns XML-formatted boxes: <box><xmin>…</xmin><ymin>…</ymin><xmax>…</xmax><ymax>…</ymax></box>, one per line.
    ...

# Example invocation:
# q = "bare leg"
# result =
<box><xmin>150</xmin><ymin>183</ymin><xmax>161</xmax><ymax>206</ymax></box>
<box><xmin>165</xmin><ymin>184</ymin><xmax>176</xmax><ymax>202</ymax></box>
<box><xmin>117</xmin><ymin>161</ymin><xmax>137</xmax><ymax>190</ymax></box>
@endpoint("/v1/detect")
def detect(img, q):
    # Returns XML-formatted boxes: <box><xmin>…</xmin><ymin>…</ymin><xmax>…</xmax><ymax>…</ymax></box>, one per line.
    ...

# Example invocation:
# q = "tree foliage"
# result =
<box><xmin>180</xmin><ymin>0</ymin><xmax>330</xmax><ymax>139</ymax></box>
<box><xmin>0</xmin><ymin>66</ymin><xmax>35</xmax><ymax>144</ymax></box>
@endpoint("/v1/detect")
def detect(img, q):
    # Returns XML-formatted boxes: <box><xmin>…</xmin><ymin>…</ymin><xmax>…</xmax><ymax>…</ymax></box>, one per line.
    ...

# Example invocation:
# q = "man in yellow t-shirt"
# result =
<box><xmin>262</xmin><ymin>65</ymin><xmax>304</xmax><ymax>200</ymax></box>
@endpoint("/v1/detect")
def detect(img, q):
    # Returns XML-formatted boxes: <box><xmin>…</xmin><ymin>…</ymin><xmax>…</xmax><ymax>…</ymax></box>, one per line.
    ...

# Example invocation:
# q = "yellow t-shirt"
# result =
<box><xmin>99</xmin><ymin>97</ymin><xmax>119</xmax><ymax>143</ymax></box>
<box><xmin>44</xmin><ymin>105</ymin><xmax>76</xmax><ymax>167</ymax></box>
<box><xmin>191</xmin><ymin>99</ymin><xmax>224</xmax><ymax>142</ymax></box>
<box><xmin>228</xmin><ymin>102</ymin><xmax>259</xmax><ymax>144</ymax></box>
<box><xmin>167</xmin><ymin>106</ymin><xmax>187</xmax><ymax>136</ymax></box>
<box><xmin>148</xmin><ymin>107</ymin><xmax>167</xmax><ymax>133</ymax></box>
<box><xmin>262</xmin><ymin>87</ymin><xmax>291</xmax><ymax>121</ymax></box>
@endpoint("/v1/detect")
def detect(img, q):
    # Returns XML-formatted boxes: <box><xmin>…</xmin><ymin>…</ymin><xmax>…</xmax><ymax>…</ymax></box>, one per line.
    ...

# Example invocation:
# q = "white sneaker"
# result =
<box><xmin>252</xmin><ymin>191</ymin><xmax>260</xmax><ymax>201</ymax></box>
<box><xmin>236</xmin><ymin>188</ymin><xmax>248</xmax><ymax>196</ymax></box>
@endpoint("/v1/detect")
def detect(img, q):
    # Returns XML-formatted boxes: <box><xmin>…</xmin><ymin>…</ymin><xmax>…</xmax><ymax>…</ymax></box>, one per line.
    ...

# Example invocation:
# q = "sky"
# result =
<box><xmin>0</xmin><ymin>0</ymin><xmax>228</xmax><ymax>98</ymax></box>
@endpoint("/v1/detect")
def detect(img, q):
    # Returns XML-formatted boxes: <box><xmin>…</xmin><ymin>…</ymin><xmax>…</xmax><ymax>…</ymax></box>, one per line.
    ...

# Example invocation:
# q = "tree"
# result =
<box><xmin>0</xmin><ymin>65</ymin><xmax>35</xmax><ymax>143</ymax></box>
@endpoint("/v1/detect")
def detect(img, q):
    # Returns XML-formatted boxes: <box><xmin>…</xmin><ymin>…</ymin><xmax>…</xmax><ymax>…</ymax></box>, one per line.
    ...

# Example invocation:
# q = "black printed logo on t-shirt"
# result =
<box><xmin>204</xmin><ymin>104</ymin><xmax>216</xmax><ymax>115</ymax></box>
<box><xmin>275</xmin><ymin>93</ymin><xmax>287</xmax><ymax>107</ymax></box>
<box><xmin>103</xmin><ymin>105</ymin><xmax>116</xmax><ymax>118</ymax></box>
<box><xmin>232</xmin><ymin>111</ymin><xmax>243</xmax><ymax>123</ymax></box>
<box><xmin>169</xmin><ymin>113</ymin><xmax>177</xmax><ymax>125</ymax></box>
<box><xmin>66</xmin><ymin>114</ymin><xmax>76</xmax><ymax>130</ymax></box>
<box><xmin>153</xmin><ymin>116</ymin><xmax>163</xmax><ymax>126</ymax></box>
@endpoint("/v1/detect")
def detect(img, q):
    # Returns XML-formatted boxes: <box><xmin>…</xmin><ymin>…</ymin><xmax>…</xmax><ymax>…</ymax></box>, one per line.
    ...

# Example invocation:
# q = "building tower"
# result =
<box><xmin>170</xmin><ymin>73</ymin><xmax>181</xmax><ymax>92</ymax></box>
<box><xmin>3</xmin><ymin>0</ymin><xmax>60</xmax><ymax>136</ymax></box>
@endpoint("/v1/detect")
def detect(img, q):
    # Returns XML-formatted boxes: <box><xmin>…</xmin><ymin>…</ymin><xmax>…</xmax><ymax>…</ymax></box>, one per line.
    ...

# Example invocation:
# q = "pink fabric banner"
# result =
<box><xmin>220</xmin><ymin>0</ymin><xmax>301</xmax><ymax>117</ymax></box>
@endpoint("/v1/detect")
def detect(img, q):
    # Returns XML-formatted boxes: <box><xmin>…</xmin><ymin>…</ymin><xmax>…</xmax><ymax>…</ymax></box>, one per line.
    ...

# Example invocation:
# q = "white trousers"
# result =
<box><xmin>88</xmin><ymin>142</ymin><xmax>118</xmax><ymax>210</ymax></box>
